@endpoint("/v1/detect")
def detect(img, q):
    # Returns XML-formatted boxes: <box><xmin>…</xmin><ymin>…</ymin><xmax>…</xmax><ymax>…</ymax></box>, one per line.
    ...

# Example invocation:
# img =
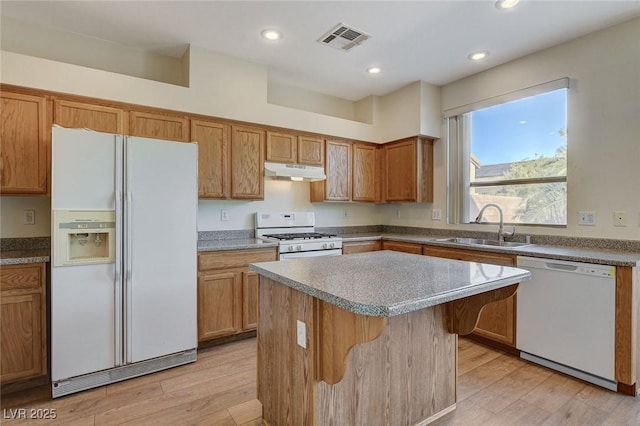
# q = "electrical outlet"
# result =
<box><xmin>296</xmin><ymin>320</ymin><xmax>307</xmax><ymax>348</ymax></box>
<box><xmin>432</xmin><ymin>209</ymin><xmax>442</xmax><ymax>221</ymax></box>
<box><xmin>614</xmin><ymin>211</ymin><xmax>627</xmax><ymax>227</ymax></box>
<box><xmin>342</xmin><ymin>210</ymin><xmax>348</xmax><ymax>219</ymax></box>
<box><xmin>395</xmin><ymin>209</ymin><xmax>401</xmax><ymax>219</ymax></box>
<box><xmin>23</xmin><ymin>210</ymin><xmax>35</xmax><ymax>225</ymax></box>
<box><xmin>220</xmin><ymin>210</ymin><xmax>230</xmax><ymax>221</ymax></box>
<box><xmin>578</xmin><ymin>211</ymin><xmax>596</xmax><ymax>226</ymax></box>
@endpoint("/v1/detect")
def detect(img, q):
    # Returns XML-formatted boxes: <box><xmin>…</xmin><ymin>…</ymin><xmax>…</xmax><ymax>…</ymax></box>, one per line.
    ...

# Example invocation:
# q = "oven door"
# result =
<box><xmin>279</xmin><ymin>249</ymin><xmax>342</xmax><ymax>260</ymax></box>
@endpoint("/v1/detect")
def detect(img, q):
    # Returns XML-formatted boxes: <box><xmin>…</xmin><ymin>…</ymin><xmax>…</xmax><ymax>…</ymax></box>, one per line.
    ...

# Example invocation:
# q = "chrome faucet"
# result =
<box><xmin>474</xmin><ymin>203</ymin><xmax>515</xmax><ymax>245</ymax></box>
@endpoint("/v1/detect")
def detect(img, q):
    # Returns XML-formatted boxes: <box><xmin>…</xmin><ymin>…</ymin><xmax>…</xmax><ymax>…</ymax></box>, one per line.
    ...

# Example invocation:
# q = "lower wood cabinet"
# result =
<box><xmin>0</xmin><ymin>263</ymin><xmax>47</xmax><ymax>385</ymax></box>
<box><xmin>381</xmin><ymin>240</ymin><xmax>423</xmax><ymax>254</ymax></box>
<box><xmin>422</xmin><ymin>245</ymin><xmax>517</xmax><ymax>348</ymax></box>
<box><xmin>197</xmin><ymin>248</ymin><xmax>276</xmax><ymax>343</ymax></box>
<box><xmin>342</xmin><ymin>240</ymin><xmax>382</xmax><ymax>255</ymax></box>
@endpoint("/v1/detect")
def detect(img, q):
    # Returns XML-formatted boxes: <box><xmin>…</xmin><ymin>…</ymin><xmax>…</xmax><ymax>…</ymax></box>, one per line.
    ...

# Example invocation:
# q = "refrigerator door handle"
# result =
<box><xmin>124</xmin><ymin>189</ymin><xmax>133</xmax><ymax>363</ymax></box>
<box><xmin>114</xmin><ymin>189</ymin><xmax>123</xmax><ymax>366</ymax></box>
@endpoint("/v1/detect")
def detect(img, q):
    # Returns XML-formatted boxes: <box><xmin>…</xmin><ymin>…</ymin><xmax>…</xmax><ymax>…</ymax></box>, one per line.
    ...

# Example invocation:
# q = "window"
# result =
<box><xmin>447</xmin><ymin>79</ymin><xmax>568</xmax><ymax>226</ymax></box>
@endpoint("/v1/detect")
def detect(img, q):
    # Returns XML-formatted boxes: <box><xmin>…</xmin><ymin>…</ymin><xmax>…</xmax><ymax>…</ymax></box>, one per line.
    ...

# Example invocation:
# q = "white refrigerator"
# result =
<box><xmin>51</xmin><ymin>127</ymin><xmax>198</xmax><ymax>397</ymax></box>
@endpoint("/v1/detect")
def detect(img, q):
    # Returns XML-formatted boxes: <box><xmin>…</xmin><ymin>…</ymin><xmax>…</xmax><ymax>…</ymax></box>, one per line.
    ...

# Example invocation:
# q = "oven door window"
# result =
<box><xmin>280</xmin><ymin>249</ymin><xmax>342</xmax><ymax>260</ymax></box>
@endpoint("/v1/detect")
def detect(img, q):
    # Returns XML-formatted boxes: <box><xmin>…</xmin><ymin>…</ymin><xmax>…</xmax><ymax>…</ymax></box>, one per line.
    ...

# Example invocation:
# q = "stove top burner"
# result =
<box><xmin>263</xmin><ymin>232</ymin><xmax>337</xmax><ymax>241</ymax></box>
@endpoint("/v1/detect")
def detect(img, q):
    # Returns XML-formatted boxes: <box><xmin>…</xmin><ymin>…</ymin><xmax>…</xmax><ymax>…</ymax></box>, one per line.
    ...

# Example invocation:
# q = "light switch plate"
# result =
<box><xmin>23</xmin><ymin>210</ymin><xmax>35</xmax><ymax>225</ymax></box>
<box><xmin>432</xmin><ymin>209</ymin><xmax>442</xmax><ymax>221</ymax></box>
<box><xmin>578</xmin><ymin>211</ymin><xmax>596</xmax><ymax>226</ymax></box>
<box><xmin>296</xmin><ymin>320</ymin><xmax>307</xmax><ymax>349</ymax></box>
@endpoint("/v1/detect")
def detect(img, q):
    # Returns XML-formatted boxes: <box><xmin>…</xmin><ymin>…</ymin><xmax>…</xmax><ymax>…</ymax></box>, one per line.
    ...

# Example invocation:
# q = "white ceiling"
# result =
<box><xmin>2</xmin><ymin>1</ymin><xmax>639</xmax><ymax>101</ymax></box>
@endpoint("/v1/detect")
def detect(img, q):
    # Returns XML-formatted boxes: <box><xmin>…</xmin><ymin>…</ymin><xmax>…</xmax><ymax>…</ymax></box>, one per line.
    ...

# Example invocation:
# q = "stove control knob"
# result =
<box><xmin>288</xmin><ymin>245</ymin><xmax>294</xmax><ymax>252</ymax></box>
<box><xmin>296</xmin><ymin>245</ymin><xmax>302</xmax><ymax>251</ymax></box>
<box><xmin>329</xmin><ymin>242</ymin><xmax>335</xmax><ymax>249</ymax></box>
<box><xmin>322</xmin><ymin>243</ymin><xmax>328</xmax><ymax>249</ymax></box>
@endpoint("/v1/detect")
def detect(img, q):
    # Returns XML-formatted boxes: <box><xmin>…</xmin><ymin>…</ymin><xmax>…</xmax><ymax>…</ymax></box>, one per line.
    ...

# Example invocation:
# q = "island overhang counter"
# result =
<box><xmin>250</xmin><ymin>250</ymin><xmax>531</xmax><ymax>426</ymax></box>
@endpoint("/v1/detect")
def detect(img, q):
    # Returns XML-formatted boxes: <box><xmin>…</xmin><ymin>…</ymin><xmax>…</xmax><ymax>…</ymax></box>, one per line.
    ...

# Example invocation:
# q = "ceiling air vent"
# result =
<box><xmin>318</xmin><ymin>23</ymin><xmax>371</xmax><ymax>52</ymax></box>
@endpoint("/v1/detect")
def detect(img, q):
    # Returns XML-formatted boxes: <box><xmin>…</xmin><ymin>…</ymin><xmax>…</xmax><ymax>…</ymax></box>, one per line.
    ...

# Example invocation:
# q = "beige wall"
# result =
<box><xmin>382</xmin><ymin>17</ymin><xmax>640</xmax><ymax>241</ymax></box>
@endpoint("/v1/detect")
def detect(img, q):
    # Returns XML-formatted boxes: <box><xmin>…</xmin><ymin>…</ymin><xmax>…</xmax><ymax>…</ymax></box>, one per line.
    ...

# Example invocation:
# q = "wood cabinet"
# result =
<box><xmin>352</xmin><ymin>143</ymin><xmax>377</xmax><ymax>202</ymax></box>
<box><xmin>1</xmin><ymin>263</ymin><xmax>47</xmax><ymax>384</ymax></box>
<box><xmin>128</xmin><ymin>110</ymin><xmax>189</xmax><ymax>142</ymax></box>
<box><xmin>266</xmin><ymin>132</ymin><xmax>325</xmax><ymax>167</ymax></box>
<box><xmin>53</xmin><ymin>99</ymin><xmax>124</xmax><ymax>134</ymax></box>
<box><xmin>381</xmin><ymin>240</ymin><xmax>423</xmax><ymax>254</ymax></box>
<box><xmin>0</xmin><ymin>91</ymin><xmax>49</xmax><ymax>194</ymax></box>
<box><xmin>384</xmin><ymin>137</ymin><xmax>434</xmax><ymax>203</ymax></box>
<box><xmin>231</xmin><ymin>126</ymin><xmax>265</xmax><ymax>200</ymax></box>
<box><xmin>197</xmin><ymin>248</ymin><xmax>277</xmax><ymax>342</ymax></box>
<box><xmin>342</xmin><ymin>240</ymin><xmax>382</xmax><ymax>254</ymax></box>
<box><xmin>191</xmin><ymin>119</ymin><xmax>230</xmax><ymax>199</ymax></box>
<box><xmin>311</xmin><ymin>140</ymin><xmax>351</xmax><ymax>202</ymax></box>
<box><xmin>422</xmin><ymin>245</ymin><xmax>517</xmax><ymax>348</ymax></box>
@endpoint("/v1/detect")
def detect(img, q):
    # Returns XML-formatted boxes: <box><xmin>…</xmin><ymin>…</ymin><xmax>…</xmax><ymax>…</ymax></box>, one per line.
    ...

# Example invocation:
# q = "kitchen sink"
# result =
<box><xmin>435</xmin><ymin>237</ymin><xmax>531</xmax><ymax>249</ymax></box>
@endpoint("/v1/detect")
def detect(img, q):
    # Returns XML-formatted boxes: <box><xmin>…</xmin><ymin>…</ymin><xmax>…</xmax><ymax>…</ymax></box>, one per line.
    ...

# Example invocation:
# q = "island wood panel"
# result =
<box><xmin>614</xmin><ymin>265</ymin><xmax>637</xmax><ymax>394</ymax></box>
<box><xmin>53</xmin><ymin>99</ymin><xmax>124</xmax><ymax>134</ymax></box>
<box><xmin>341</xmin><ymin>240</ymin><xmax>382</xmax><ymax>254</ymax></box>
<box><xmin>314</xmin><ymin>304</ymin><xmax>457</xmax><ymax>426</ymax></box>
<box><xmin>231</xmin><ymin>126</ymin><xmax>264</xmax><ymax>200</ymax></box>
<box><xmin>423</xmin><ymin>245</ymin><xmax>517</xmax><ymax>349</ymax></box>
<box><xmin>266</xmin><ymin>131</ymin><xmax>297</xmax><ymax>163</ymax></box>
<box><xmin>324</xmin><ymin>140</ymin><xmax>351</xmax><ymax>201</ymax></box>
<box><xmin>0</xmin><ymin>91</ymin><xmax>48</xmax><ymax>194</ymax></box>
<box><xmin>258</xmin><ymin>277</ymin><xmax>315</xmax><ymax>426</ymax></box>
<box><xmin>297</xmin><ymin>135</ymin><xmax>324</xmax><ymax>166</ymax></box>
<box><xmin>352</xmin><ymin>143</ymin><xmax>377</xmax><ymax>202</ymax></box>
<box><xmin>446</xmin><ymin>284</ymin><xmax>519</xmax><ymax>335</ymax></box>
<box><xmin>381</xmin><ymin>240</ymin><xmax>423</xmax><ymax>254</ymax></box>
<box><xmin>128</xmin><ymin>110</ymin><xmax>189</xmax><ymax>142</ymax></box>
<box><xmin>191</xmin><ymin>119</ymin><xmax>230</xmax><ymax>199</ymax></box>
<box><xmin>0</xmin><ymin>263</ymin><xmax>46</xmax><ymax>385</ymax></box>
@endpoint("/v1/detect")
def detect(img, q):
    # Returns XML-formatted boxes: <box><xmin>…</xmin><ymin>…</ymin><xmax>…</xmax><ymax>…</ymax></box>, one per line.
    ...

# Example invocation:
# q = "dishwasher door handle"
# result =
<box><xmin>543</xmin><ymin>262</ymin><xmax>578</xmax><ymax>271</ymax></box>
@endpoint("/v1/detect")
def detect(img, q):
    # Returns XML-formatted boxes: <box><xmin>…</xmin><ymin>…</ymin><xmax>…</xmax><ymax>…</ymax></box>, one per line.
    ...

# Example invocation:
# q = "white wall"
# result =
<box><xmin>0</xmin><ymin>197</ymin><xmax>51</xmax><ymax>238</ymax></box>
<box><xmin>383</xmin><ymin>17</ymin><xmax>640</xmax><ymax>241</ymax></box>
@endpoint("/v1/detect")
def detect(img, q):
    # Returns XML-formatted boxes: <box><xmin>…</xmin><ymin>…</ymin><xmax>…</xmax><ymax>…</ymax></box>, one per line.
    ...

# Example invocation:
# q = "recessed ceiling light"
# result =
<box><xmin>495</xmin><ymin>0</ymin><xmax>520</xmax><ymax>9</ymax></box>
<box><xmin>367</xmin><ymin>67</ymin><xmax>382</xmax><ymax>74</ymax></box>
<box><xmin>468</xmin><ymin>51</ymin><xmax>489</xmax><ymax>61</ymax></box>
<box><xmin>261</xmin><ymin>29</ymin><xmax>282</xmax><ymax>41</ymax></box>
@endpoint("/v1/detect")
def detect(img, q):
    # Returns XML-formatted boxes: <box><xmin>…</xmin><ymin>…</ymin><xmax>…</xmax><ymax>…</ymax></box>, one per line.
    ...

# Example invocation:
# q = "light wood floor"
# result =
<box><xmin>1</xmin><ymin>337</ymin><xmax>638</xmax><ymax>425</ymax></box>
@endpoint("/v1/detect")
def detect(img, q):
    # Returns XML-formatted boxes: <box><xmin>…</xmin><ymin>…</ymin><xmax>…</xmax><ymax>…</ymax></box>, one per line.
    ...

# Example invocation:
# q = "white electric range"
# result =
<box><xmin>255</xmin><ymin>212</ymin><xmax>342</xmax><ymax>260</ymax></box>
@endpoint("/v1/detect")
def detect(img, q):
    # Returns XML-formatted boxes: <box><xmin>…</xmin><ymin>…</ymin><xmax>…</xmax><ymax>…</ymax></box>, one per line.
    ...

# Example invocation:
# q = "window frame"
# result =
<box><xmin>446</xmin><ymin>78</ymin><xmax>569</xmax><ymax>227</ymax></box>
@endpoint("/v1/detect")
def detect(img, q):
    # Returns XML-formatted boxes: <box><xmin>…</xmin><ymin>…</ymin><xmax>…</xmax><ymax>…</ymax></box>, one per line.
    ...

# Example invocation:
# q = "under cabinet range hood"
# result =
<box><xmin>264</xmin><ymin>162</ymin><xmax>326</xmax><ymax>182</ymax></box>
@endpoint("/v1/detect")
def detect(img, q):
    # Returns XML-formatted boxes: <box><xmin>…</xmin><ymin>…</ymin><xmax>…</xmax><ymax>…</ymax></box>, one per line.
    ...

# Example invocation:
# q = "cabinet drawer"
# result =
<box><xmin>199</xmin><ymin>248</ymin><xmax>277</xmax><ymax>271</ymax></box>
<box><xmin>0</xmin><ymin>264</ymin><xmax>43</xmax><ymax>291</ymax></box>
<box><xmin>381</xmin><ymin>241</ymin><xmax>422</xmax><ymax>254</ymax></box>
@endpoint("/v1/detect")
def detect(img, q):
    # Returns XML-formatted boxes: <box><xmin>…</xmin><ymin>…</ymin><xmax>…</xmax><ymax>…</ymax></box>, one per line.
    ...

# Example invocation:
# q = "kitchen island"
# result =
<box><xmin>250</xmin><ymin>250</ymin><xmax>531</xmax><ymax>425</ymax></box>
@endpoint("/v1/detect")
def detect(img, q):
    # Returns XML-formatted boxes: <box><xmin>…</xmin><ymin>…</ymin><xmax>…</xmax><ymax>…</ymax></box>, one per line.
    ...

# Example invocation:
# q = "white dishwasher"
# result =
<box><xmin>516</xmin><ymin>256</ymin><xmax>616</xmax><ymax>391</ymax></box>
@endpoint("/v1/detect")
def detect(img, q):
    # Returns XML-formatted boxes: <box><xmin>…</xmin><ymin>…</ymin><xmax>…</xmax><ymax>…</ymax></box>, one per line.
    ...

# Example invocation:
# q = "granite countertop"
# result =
<box><xmin>0</xmin><ymin>249</ymin><xmax>51</xmax><ymax>266</ymax></box>
<box><xmin>250</xmin><ymin>250</ymin><xmax>530</xmax><ymax>317</ymax></box>
<box><xmin>340</xmin><ymin>233</ymin><xmax>640</xmax><ymax>267</ymax></box>
<box><xmin>198</xmin><ymin>238</ymin><xmax>278</xmax><ymax>252</ymax></box>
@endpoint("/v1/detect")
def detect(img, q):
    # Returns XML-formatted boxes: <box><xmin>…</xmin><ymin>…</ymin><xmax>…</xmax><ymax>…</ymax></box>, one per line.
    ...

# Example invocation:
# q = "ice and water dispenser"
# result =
<box><xmin>53</xmin><ymin>211</ymin><xmax>116</xmax><ymax>267</ymax></box>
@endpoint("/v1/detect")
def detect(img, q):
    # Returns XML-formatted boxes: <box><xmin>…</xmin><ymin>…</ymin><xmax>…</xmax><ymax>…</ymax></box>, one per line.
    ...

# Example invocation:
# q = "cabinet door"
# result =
<box><xmin>54</xmin><ymin>99</ymin><xmax>124</xmax><ymax>134</ymax></box>
<box><xmin>128</xmin><ymin>110</ymin><xmax>189</xmax><ymax>142</ymax></box>
<box><xmin>324</xmin><ymin>140</ymin><xmax>351</xmax><ymax>201</ymax></box>
<box><xmin>242</xmin><ymin>271</ymin><xmax>260</xmax><ymax>331</ymax></box>
<box><xmin>0</xmin><ymin>91</ymin><xmax>48</xmax><ymax>194</ymax></box>
<box><xmin>198</xmin><ymin>271</ymin><xmax>242</xmax><ymax>341</ymax></box>
<box><xmin>191</xmin><ymin>119</ymin><xmax>230</xmax><ymax>199</ymax></box>
<box><xmin>266</xmin><ymin>131</ymin><xmax>297</xmax><ymax>164</ymax></box>
<box><xmin>422</xmin><ymin>246</ymin><xmax>517</xmax><ymax>347</ymax></box>
<box><xmin>385</xmin><ymin>139</ymin><xmax>418</xmax><ymax>202</ymax></box>
<box><xmin>231</xmin><ymin>126</ymin><xmax>264</xmax><ymax>199</ymax></box>
<box><xmin>0</xmin><ymin>263</ymin><xmax>46</xmax><ymax>384</ymax></box>
<box><xmin>298</xmin><ymin>136</ymin><xmax>324</xmax><ymax>166</ymax></box>
<box><xmin>381</xmin><ymin>240</ymin><xmax>423</xmax><ymax>254</ymax></box>
<box><xmin>352</xmin><ymin>143</ymin><xmax>377</xmax><ymax>202</ymax></box>
<box><xmin>342</xmin><ymin>240</ymin><xmax>382</xmax><ymax>255</ymax></box>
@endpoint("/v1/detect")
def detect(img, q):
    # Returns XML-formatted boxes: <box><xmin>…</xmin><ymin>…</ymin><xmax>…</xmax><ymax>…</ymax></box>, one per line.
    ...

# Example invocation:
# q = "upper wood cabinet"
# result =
<box><xmin>297</xmin><ymin>135</ymin><xmax>324</xmax><ymax>166</ymax></box>
<box><xmin>0</xmin><ymin>91</ymin><xmax>49</xmax><ymax>195</ymax></box>
<box><xmin>352</xmin><ymin>143</ymin><xmax>377</xmax><ymax>202</ymax></box>
<box><xmin>231</xmin><ymin>126</ymin><xmax>265</xmax><ymax>200</ymax></box>
<box><xmin>191</xmin><ymin>119</ymin><xmax>230</xmax><ymax>199</ymax></box>
<box><xmin>266</xmin><ymin>131</ymin><xmax>297</xmax><ymax>164</ymax></box>
<box><xmin>1</xmin><ymin>263</ymin><xmax>47</xmax><ymax>384</ymax></box>
<box><xmin>384</xmin><ymin>137</ymin><xmax>434</xmax><ymax>203</ymax></box>
<box><xmin>311</xmin><ymin>140</ymin><xmax>351</xmax><ymax>202</ymax></box>
<box><xmin>128</xmin><ymin>110</ymin><xmax>189</xmax><ymax>142</ymax></box>
<box><xmin>53</xmin><ymin>99</ymin><xmax>124</xmax><ymax>134</ymax></box>
<box><xmin>266</xmin><ymin>132</ymin><xmax>324</xmax><ymax>167</ymax></box>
